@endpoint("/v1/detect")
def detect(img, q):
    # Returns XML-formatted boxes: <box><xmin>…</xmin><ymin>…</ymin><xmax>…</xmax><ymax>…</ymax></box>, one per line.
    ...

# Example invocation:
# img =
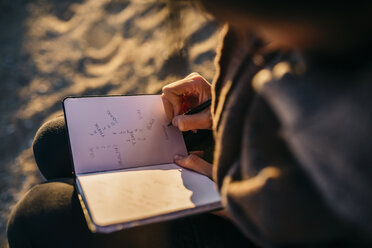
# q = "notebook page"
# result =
<box><xmin>64</xmin><ymin>95</ymin><xmax>187</xmax><ymax>174</ymax></box>
<box><xmin>77</xmin><ymin>163</ymin><xmax>221</xmax><ymax>227</ymax></box>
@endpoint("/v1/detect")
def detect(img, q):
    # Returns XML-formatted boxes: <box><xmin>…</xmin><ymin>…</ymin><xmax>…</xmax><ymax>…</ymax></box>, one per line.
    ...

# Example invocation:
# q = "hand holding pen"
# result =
<box><xmin>161</xmin><ymin>72</ymin><xmax>213</xmax><ymax>178</ymax></box>
<box><xmin>162</xmin><ymin>73</ymin><xmax>212</xmax><ymax>132</ymax></box>
<box><xmin>168</xmin><ymin>99</ymin><xmax>211</xmax><ymax>127</ymax></box>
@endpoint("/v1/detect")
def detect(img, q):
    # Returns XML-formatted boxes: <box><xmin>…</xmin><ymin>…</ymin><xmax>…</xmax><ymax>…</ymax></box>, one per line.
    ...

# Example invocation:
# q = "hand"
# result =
<box><xmin>174</xmin><ymin>152</ymin><xmax>231</xmax><ymax>220</ymax></box>
<box><xmin>174</xmin><ymin>151</ymin><xmax>213</xmax><ymax>178</ymax></box>
<box><xmin>162</xmin><ymin>73</ymin><xmax>212</xmax><ymax>131</ymax></box>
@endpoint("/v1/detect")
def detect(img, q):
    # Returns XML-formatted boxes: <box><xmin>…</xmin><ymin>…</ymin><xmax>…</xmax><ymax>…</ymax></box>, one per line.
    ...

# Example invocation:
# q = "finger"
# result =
<box><xmin>185</xmin><ymin>72</ymin><xmax>201</xmax><ymax>79</ymax></box>
<box><xmin>165</xmin><ymin>74</ymin><xmax>211</xmax><ymax>98</ymax></box>
<box><xmin>163</xmin><ymin>73</ymin><xmax>204</xmax><ymax>95</ymax></box>
<box><xmin>172</xmin><ymin>110</ymin><xmax>212</xmax><ymax>131</ymax></box>
<box><xmin>162</xmin><ymin>75</ymin><xmax>211</xmax><ymax>116</ymax></box>
<box><xmin>189</xmin><ymin>150</ymin><xmax>204</xmax><ymax>157</ymax></box>
<box><xmin>161</xmin><ymin>93</ymin><xmax>175</xmax><ymax>120</ymax></box>
<box><xmin>162</xmin><ymin>78</ymin><xmax>197</xmax><ymax>117</ymax></box>
<box><xmin>174</xmin><ymin>154</ymin><xmax>212</xmax><ymax>178</ymax></box>
<box><xmin>162</xmin><ymin>86</ymin><xmax>182</xmax><ymax>117</ymax></box>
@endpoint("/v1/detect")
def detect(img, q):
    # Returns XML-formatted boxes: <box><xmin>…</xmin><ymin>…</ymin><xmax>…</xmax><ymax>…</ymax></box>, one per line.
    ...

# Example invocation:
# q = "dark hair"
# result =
<box><xmin>191</xmin><ymin>0</ymin><xmax>372</xmax><ymax>26</ymax></box>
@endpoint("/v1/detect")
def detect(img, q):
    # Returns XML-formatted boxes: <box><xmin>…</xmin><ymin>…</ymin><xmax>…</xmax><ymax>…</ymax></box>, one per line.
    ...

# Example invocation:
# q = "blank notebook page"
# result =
<box><xmin>77</xmin><ymin>163</ymin><xmax>221</xmax><ymax>226</ymax></box>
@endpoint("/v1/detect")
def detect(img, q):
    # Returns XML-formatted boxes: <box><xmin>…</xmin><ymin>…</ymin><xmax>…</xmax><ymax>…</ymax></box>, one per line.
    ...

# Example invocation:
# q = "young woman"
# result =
<box><xmin>8</xmin><ymin>1</ymin><xmax>372</xmax><ymax>247</ymax></box>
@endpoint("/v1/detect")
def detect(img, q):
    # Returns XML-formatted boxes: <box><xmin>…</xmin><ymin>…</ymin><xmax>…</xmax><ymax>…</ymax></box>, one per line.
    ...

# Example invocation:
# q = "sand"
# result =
<box><xmin>0</xmin><ymin>0</ymin><xmax>220</xmax><ymax>246</ymax></box>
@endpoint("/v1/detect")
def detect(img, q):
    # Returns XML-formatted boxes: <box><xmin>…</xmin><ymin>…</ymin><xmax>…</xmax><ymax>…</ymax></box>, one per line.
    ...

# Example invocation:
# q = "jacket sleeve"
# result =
<box><xmin>218</xmin><ymin>96</ymin><xmax>350</xmax><ymax>247</ymax></box>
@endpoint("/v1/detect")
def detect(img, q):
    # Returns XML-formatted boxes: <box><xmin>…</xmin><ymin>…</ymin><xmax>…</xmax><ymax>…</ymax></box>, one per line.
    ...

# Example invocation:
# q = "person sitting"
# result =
<box><xmin>7</xmin><ymin>1</ymin><xmax>372</xmax><ymax>247</ymax></box>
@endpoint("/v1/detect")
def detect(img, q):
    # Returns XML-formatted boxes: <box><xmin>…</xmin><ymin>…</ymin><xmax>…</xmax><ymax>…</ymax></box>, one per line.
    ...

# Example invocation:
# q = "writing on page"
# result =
<box><xmin>64</xmin><ymin>95</ymin><xmax>187</xmax><ymax>174</ymax></box>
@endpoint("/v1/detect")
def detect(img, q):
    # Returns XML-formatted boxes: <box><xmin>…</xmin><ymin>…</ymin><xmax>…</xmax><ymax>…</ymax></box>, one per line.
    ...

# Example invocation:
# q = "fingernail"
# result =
<box><xmin>172</xmin><ymin>118</ymin><xmax>178</xmax><ymax>127</ymax></box>
<box><xmin>174</xmin><ymin>154</ymin><xmax>185</xmax><ymax>161</ymax></box>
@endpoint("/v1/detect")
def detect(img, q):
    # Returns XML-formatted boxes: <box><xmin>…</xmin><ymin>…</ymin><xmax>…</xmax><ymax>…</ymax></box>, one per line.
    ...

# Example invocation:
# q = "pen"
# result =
<box><xmin>168</xmin><ymin>99</ymin><xmax>212</xmax><ymax>126</ymax></box>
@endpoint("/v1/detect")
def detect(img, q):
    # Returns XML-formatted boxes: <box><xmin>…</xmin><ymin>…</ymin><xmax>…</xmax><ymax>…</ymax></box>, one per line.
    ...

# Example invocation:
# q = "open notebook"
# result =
<box><xmin>63</xmin><ymin>95</ymin><xmax>221</xmax><ymax>233</ymax></box>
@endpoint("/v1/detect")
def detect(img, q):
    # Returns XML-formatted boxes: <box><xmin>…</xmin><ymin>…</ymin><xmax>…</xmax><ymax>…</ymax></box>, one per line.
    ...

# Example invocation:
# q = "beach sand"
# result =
<box><xmin>0</xmin><ymin>0</ymin><xmax>220</xmax><ymax>246</ymax></box>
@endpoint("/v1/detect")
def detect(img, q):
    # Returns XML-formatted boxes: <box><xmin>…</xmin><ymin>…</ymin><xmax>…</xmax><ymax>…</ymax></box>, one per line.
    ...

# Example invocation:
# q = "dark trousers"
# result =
<box><xmin>7</xmin><ymin>116</ymin><xmax>254</xmax><ymax>248</ymax></box>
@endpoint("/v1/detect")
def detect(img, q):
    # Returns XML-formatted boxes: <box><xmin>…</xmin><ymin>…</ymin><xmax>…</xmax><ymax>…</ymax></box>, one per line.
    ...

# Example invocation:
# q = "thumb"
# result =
<box><xmin>172</xmin><ymin>111</ymin><xmax>211</xmax><ymax>131</ymax></box>
<box><xmin>174</xmin><ymin>154</ymin><xmax>212</xmax><ymax>178</ymax></box>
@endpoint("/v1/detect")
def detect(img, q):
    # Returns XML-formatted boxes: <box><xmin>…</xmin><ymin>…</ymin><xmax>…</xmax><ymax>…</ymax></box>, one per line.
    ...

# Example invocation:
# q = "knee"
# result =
<box><xmin>33</xmin><ymin>116</ymin><xmax>67</xmax><ymax>158</ymax></box>
<box><xmin>7</xmin><ymin>181</ymin><xmax>77</xmax><ymax>247</ymax></box>
<box><xmin>7</xmin><ymin>184</ymin><xmax>55</xmax><ymax>247</ymax></box>
<box><xmin>33</xmin><ymin>116</ymin><xmax>73</xmax><ymax>179</ymax></box>
<box><xmin>7</xmin><ymin>203</ymin><xmax>28</xmax><ymax>248</ymax></box>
